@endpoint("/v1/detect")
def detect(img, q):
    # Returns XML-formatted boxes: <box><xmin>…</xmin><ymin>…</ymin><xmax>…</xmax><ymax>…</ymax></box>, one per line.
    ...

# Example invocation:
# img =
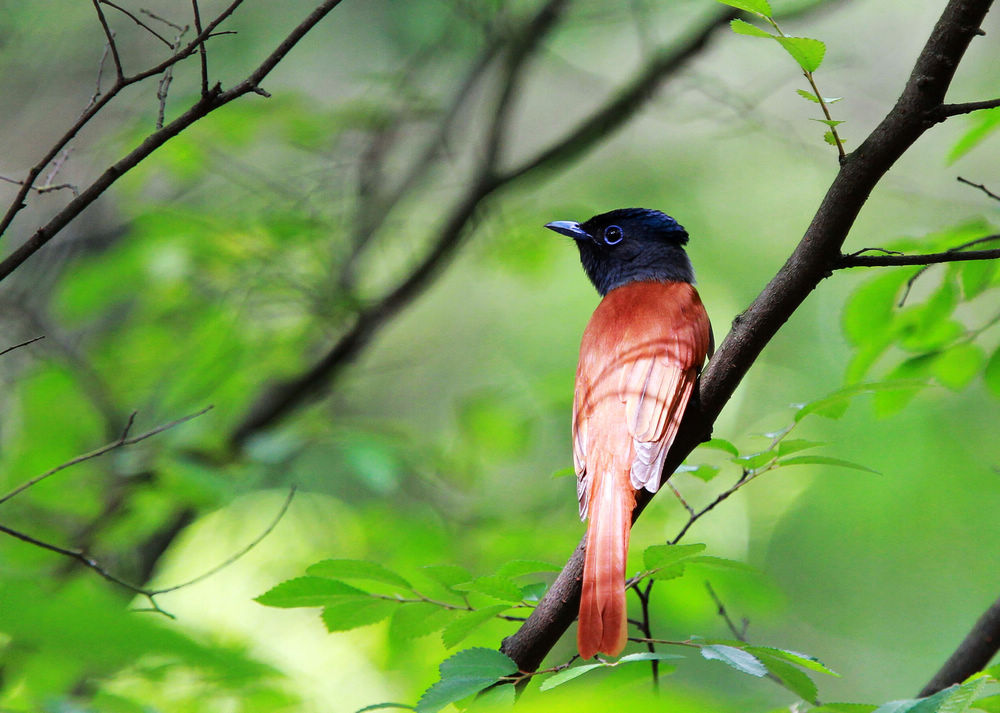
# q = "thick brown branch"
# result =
<box><xmin>500</xmin><ymin>0</ymin><xmax>995</xmax><ymax>675</ymax></box>
<box><xmin>919</xmin><ymin>594</ymin><xmax>1000</xmax><ymax>696</ymax></box>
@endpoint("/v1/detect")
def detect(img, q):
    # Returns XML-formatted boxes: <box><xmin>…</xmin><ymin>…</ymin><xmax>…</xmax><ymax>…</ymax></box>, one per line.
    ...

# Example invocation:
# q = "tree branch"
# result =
<box><xmin>0</xmin><ymin>0</ymin><xmax>346</xmax><ymax>282</ymax></box>
<box><xmin>500</xmin><ymin>0</ymin><xmax>996</xmax><ymax>675</ymax></box>
<box><xmin>836</xmin><ymin>245</ymin><xmax>1000</xmax><ymax>268</ymax></box>
<box><xmin>934</xmin><ymin>96</ymin><xmax>1000</xmax><ymax>119</ymax></box>
<box><xmin>919</xmin><ymin>593</ymin><xmax>1000</xmax><ymax>696</ymax></box>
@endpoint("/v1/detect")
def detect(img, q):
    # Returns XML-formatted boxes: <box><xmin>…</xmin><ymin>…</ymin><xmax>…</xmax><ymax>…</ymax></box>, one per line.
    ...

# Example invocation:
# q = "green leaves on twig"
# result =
<box><xmin>718</xmin><ymin>0</ymin><xmax>845</xmax><ymax>155</ymax></box>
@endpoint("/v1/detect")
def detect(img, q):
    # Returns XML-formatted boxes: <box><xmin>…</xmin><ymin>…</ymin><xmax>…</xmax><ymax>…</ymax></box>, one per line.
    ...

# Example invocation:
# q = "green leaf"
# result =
<box><xmin>617</xmin><ymin>652</ymin><xmax>685</xmax><ymax>663</ymax></box>
<box><xmin>948</xmin><ymin>106</ymin><xmax>1000</xmax><ymax>163</ymax></box>
<box><xmin>939</xmin><ymin>675</ymin><xmax>989</xmax><ymax>713</ymax></box>
<box><xmin>423</xmin><ymin>564</ymin><xmax>473</xmax><ymax>591</ymax></box>
<box><xmin>415</xmin><ymin>648</ymin><xmax>517</xmax><ymax>713</ymax></box>
<box><xmin>453</xmin><ymin>575</ymin><xmax>524</xmax><ymax>603</ymax></box>
<box><xmin>932</xmin><ymin>344</ymin><xmax>985</xmax><ymax>390</ymax></box>
<box><xmin>255</xmin><ymin>577</ymin><xmax>367</xmax><ymax>608</ymax></box>
<box><xmin>390</xmin><ymin>603</ymin><xmax>462</xmax><ymax>641</ymax></box>
<box><xmin>973</xmin><ymin>694</ymin><xmax>1000</xmax><ymax>712</ymax></box>
<box><xmin>812</xmin><ymin>706</ymin><xmax>878</xmax><ymax>713</ymax></box>
<box><xmin>701</xmin><ymin>438</ymin><xmax>740</xmax><ymax>457</ymax></box>
<box><xmin>775</xmin><ymin>36</ymin><xmax>826</xmax><ymax>72</ymax></box>
<box><xmin>355</xmin><ymin>704</ymin><xmax>416</xmax><ymax>713</ymax></box>
<box><xmin>441</xmin><ymin>605</ymin><xmax>510</xmax><ymax>648</ymax></box>
<box><xmin>746</xmin><ymin>647</ymin><xmax>839</xmax><ymax>676</ymax></box>
<box><xmin>778</xmin><ymin>455</ymin><xmax>879</xmax><ymax>474</ymax></box>
<box><xmin>716</xmin><ymin>0</ymin><xmax>773</xmax><ymax>17</ymax></box>
<box><xmin>552</xmin><ymin>466</ymin><xmax>576</xmax><ymax>478</ymax></box>
<box><xmin>757</xmin><ymin>654</ymin><xmax>818</xmax><ymax>702</ymax></box>
<box><xmin>737</xmin><ymin>451</ymin><xmax>776</xmax><ymax>469</ymax></box>
<box><xmin>872</xmin><ymin>687</ymin><xmax>957</xmax><ymax>713</ymax></box>
<box><xmin>730</xmin><ymin>18</ymin><xmax>773</xmax><ymax>37</ymax></box>
<box><xmin>495</xmin><ymin>560</ymin><xmax>560</xmax><ymax>578</ymax></box>
<box><xmin>984</xmin><ymin>347</ymin><xmax>1000</xmax><ymax>398</ymax></box>
<box><xmin>685</xmin><ymin>555</ymin><xmax>757</xmax><ymax>572</ymax></box>
<box><xmin>700</xmin><ymin>644</ymin><xmax>767</xmax><ymax>677</ymax></box>
<box><xmin>824</xmin><ymin>130</ymin><xmax>840</xmax><ymax>146</ymax></box>
<box><xmin>321</xmin><ymin>597</ymin><xmax>397</xmax><ymax>632</ymax></box>
<box><xmin>843</xmin><ymin>270</ymin><xmax>909</xmax><ymax>347</ymax></box>
<box><xmin>306</xmin><ymin>559</ymin><xmax>412</xmax><ymax>590</ymax></box>
<box><xmin>797</xmin><ymin>89</ymin><xmax>843</xmax><ymax>103</ymax></box>
<box><xmin>811</xmin><ymin>118</ymin><xmax>845</xmax><ymax>127</ymax></box>
<box><xmin>538</xmin><ymin>663</ymin><xmax>605</xmax><ymax>691</ymax></box>
<box><xmin>958</xmin><ymin>258</ymin><xmax>999</xmax><ymax>299</ymax></box>
<box><xmin>643</xmin><ymin>543</ymin><xmax>707</xmax><ymax>570</ymax></box>
<box><xmin>675</xmin><ymin>463</ymin><xmax>721</xmax><ymax>481</ymax></box>
<box><xmin>795</xmin><ymin>381</ymin><xmax>926</xmax><ymax>422</ymax></box>
<box><xmin>777</xmin><ymin>439</ymin><xmax>826</xmax><ymax>457</ymax></box>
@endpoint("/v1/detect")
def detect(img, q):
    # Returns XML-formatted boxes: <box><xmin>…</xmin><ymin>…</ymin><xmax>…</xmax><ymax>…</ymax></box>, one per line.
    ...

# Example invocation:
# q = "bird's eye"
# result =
<box><xmin>603</xmin><ymin>225</ymin><xmax>624</xmax><ymax>245</ymax></box>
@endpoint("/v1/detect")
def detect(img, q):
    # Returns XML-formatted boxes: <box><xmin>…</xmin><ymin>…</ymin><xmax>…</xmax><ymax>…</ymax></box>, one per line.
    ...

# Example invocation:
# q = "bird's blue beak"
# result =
<box><xmin>545</xmin><ymin>220</ymin><xmax>592</xmax><ymax>241</ymax></box>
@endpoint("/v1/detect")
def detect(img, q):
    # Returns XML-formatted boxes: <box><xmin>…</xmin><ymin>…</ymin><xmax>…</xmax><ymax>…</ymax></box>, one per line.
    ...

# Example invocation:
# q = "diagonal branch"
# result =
<box><xmin>500</xmin><ymin>0</ymin><xmax>996</xmax><ymax>675</ymax></box>
<box><xmin>919</xmin><ymin>593</ymin><xmax>1000</xmax><ymax>696</ymax></box>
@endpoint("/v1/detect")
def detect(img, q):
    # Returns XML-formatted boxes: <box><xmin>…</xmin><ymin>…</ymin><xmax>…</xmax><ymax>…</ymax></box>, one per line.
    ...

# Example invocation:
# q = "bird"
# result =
<box><xmin>545</xmin><ymin>208</ymin><xmax>712</xmax><ymax>660</ymax></box>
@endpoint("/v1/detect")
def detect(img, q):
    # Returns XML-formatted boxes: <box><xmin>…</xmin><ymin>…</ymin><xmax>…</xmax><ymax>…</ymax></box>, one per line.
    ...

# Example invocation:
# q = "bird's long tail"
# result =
<box><xmin>578</xmin><ymin>471</ymin><xmax>635</xmax><ymax>659</ymax></box>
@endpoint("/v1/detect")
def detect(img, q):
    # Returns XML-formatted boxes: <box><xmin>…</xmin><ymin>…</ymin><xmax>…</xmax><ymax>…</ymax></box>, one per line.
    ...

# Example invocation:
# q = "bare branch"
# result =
<box><xmin>0</xmin><ymin>406</ymin><xmax>213</xmax><ymax>507</ymax></box>
<box><xmin>836</xmin><ymin>241</ymin><xmax>1000</xmax><ymax>268</ymax></box>
<box><xmin>958</xmin><ymin>176</ymin><xmax>1000</xmax><ymax>202</ymax></box>
<box><xmin>192</xmin><ymin>0</ymin><xmax>210</xmax><ymax>95</ymax></box>
<box><xmin>0</xmin><ymin>486</ymin><xmax>296</xmax><ymax>617</ymax></box>
<box><xmin>0</xmin><ymin>0</ymin><xmax>346</xmax><ymax>281</ymax></box>
<box><xmin>91</xmin><ymin>0</ymin><xmax>124</xmax><ymax>80</ymax></box>
<box><xmin>934</xmin><ymin>96</ymin><xmax>1000</xmax><ymax>119</ymax></box>
<box><xmin>0</xmin><ymin>335</ymin><xmax>44</xmax><ymax>357</ymax></box>
<box><xmin>919</xmin><ymin>593</ymin><xmax>1000</xmax><ymax>696</ymax></box>
<box><xmin>100</xmin><ymin>0</ymin><xmax>174</xmax><ymax>47</ymax></box>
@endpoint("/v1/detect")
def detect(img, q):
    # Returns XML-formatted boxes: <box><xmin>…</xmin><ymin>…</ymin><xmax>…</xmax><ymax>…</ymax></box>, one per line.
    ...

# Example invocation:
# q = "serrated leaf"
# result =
<box><xmin>650</xmin><ymin>563</ymin><xmax>687</xmax><ymax>581</ymax></box>
<box><xmin>777</xmin><ymin>439</ymin><xmax>826</xmax><ymax>457</ymax></box>
<box><xmin>701</xmin><ymin>644</ymin><xmax>767</xmax><ymax>677</ymax></box>
<box><xmin>617</xmin><ymin>652</ymin><xmax>685</xmax><ymax>663</ymax></box>
<box><xmin>778</xmin><ymin>455</ymin><xmax>878</xmax><ymax>474</ymax></box>
<box><xmin>307</xmin><ymin>559</ymin><xmax>412</xmax><ymax>590</ymax></box>
<box><xmin>746</xmin><ymin>647</ymin><xmax>839</xmax><ymax>676</ymax></box>
<box><xmin>730</xmin><ymin>18</ymin><xmax>772</xmax><ymax>37</ymax></box>
<box><xmin>322</xmin><ymin>597</ymin><xmax>397</xmax><ymax>632</ymax></box>
<box><xmin>675</xmin><ymin>463</ymin><xmax>721</xmax><ymax>482</ymax></box>
<box><xmin>473</xmin><ymin>683</ymin><xmax>515</xmax><ymax>708</ymax></box>
<box><xmin>643</xmin><ymin>543</ymin><xmax>706</xmax><ymax>570</ymax></box>
<box><xmin>716</xmin><ymin>0</ymin><xmax>772</xmax><ymax>16</ymax></box>
<box><xmin>795</xmin><ymin>381</ymin><xmax>926</xmax><ymax>422</ymax></box>
<box><xmin>453</xmin><ymin>575</ymin><xmax>523</xmax><ymax>603</ymax></box>
<box><xmin>538</xmin><ymin>664</ymin><xmax>605</xmax><ymax>691</ymax></box>
<box><xmin>416</xmin><ymin>648</ymin><xmax>517</xmax><ymax>713</ymax></box>
<box><xmin>255</xmin><ymin>576</ymin><xmax>368</xmax><ymax>608</ymax></box>
<box><xmin>701</xmin><ymin>438</ymin><xmax>740</xmax><ymax>457</ymax></box>
<box><xmin>685</xmin><ymin>555</ymin><xmax>757</xmax><ymax>572</ymax></box>
<box><xmin>824</xmin><ymin>130</ymin><xmax>839</xmax><ymax>146</ymax></box>
<box><xmin>737</xmin><ymin>451</ymin><xmax>775</xmax><ymax>469</ymax></box>
<box><xmin>797</xmin><ymin>89</ymin><xmax>842</xmax><ymax>103</ymax></box>
<box><xmin>355</xmin><ymin>704</ymin><xmax>415</xmax><ymax>712</ymax></box>
<box><xmin>496</xmin><ymin>560</ymin><xmax>560</xmax><ymax>578</ymax></box>
<box><xmin>441</xmin><ymin>605</ymin><xmax>510</xmax><ymax>648</ymax></box>
<box><xmin>423</xmin><ymin>564</ymin><xmax>473</xmax><ymax>591</ymax></box>
<box><xmin>758</xmin><ymin>654</ymin><xmax>818</xmax><ymax>702</ymax></box>
<box><xmin>872</xmin><ymin>686</ymin><xmax>957</xmax><ymax>713</ymax></box>
<box><xmin>811</xmin><ymin>118</ymin><xmax>845</xmax><ymax>127</ymax></box>
<box><xmin>775</xmin><ymin>36</ymin><xmax>826</xmax><ymax>72</ymax></box>
<box><xmin>939</xmin><ymin>675</ymin><xmax>989</xmax><ymax>713</ymax></box>
<box><xmin>390</xmin><ymin>603</ymin><xmax>462</xmax><ymax>641</ymax></box>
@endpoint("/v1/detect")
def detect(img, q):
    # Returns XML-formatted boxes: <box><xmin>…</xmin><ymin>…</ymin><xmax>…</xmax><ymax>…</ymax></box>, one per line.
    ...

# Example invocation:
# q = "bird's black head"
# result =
<box><xmin>545</xmin><ymin>208</ymin><xmax>694</xmax><ymax>296</ymax></box>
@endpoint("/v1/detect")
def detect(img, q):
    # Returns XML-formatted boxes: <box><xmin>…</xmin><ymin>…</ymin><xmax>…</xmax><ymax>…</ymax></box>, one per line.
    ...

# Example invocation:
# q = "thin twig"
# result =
<box><xmin>0</xmin><ymin>335</ymin><xmax>44</xmax><ymax>357</ymax></box>
<box><xmin>705</xmin><ymin>581</ymin><xmax>748</xmax><ymax>641</ymax></box>
<box><xmin>100</xmin><ymin>0</ymin><xmax>174</xmax><ymax>47</ymax></box>
<box><xmin>192</xmin><ymin>0</ymin><xmax>209</xmax><ymax>95</ymax></box>
<box><xmin>0</xmin><ymin>175</ymin><xmax>79</xmax><ymax>198</ymax></box>
<box><xmin>0</xmin><ymin>486</ymin><xmax>297</xmax><ymax>617</ymax></box>
<box><xmin>0</xmin><ymin>406</ymin><xmax>213</xmax><ymax>507</ymax></box>
<box><xmin>91</xmin><ymin>0</ymin><xmax>124</xmax><ymax>79</ymax></box>
<box><xmin>140</xmin><ymin>7</ymin><xmax>187</xmax><ymax>32</ymax></box>
<box><xmin>957</xmin><ymin>176</ymin><xmax>1000</xmax><ymax>202</ymax></box>
<box><xmin>934</xmin><ymin>96</ymin><xmax>1000</xmax><ymax>119</ymax></box>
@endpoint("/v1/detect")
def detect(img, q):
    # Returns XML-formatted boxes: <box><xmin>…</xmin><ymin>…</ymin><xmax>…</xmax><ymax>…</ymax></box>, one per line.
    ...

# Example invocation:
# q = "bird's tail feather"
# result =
<box><xmin>578</xmin><ymin>472</ymin><xmax>634</xmax><ymax>659</ymax></box>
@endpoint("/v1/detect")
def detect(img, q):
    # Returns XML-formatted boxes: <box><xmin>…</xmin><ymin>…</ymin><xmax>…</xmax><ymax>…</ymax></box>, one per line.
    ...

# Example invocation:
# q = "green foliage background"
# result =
<box><xmin>0</xmin><ymin>1</ymin><xmax>998</xmax><ymax>711</ymax></box>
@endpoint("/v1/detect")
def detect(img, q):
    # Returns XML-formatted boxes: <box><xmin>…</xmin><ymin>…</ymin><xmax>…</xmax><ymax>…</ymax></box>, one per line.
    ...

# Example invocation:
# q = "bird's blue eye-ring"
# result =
<box><xmin>603</xmin><ymin>225</ymin><xmax>624</xmax><ymax>245</ymax></box>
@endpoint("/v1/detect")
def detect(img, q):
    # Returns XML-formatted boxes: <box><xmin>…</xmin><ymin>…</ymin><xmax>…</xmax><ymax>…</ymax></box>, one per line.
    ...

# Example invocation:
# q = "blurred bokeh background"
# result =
<box><xmin>1</xmin><ymin>0</ymin><xmax>998</xmax><ymax>711</ymax></box>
